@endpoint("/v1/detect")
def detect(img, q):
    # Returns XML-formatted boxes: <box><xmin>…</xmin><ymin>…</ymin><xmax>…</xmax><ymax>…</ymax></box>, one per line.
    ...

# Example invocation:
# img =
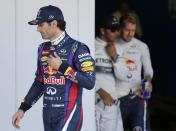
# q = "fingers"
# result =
<box><xmin>53</xmin><ymin>52</ymin><xmax>59</xmax><ymax>57</ymax></box>
<box><xmin>15</xmin><ymin>117</ymin><xmax>21</xmax><ymax>129</ymax></box>
<box><xmin>12</xmin><ymin>115</ymin><xmax>20</xmax><ymax>129</ymax></box>
<box><xmin>49</xmin><ymin>52</ymin><xmax>59</xmax><ymax>58</ymax></box>
<box><xmin>103</xmin><ymin>98</ymin><xmax>114</xmax><ymax>106</ymax></box>
<box><xmin>12</xmin><ymin>110</ymin><xmax>24</xmax><ymax>129</ymax></box>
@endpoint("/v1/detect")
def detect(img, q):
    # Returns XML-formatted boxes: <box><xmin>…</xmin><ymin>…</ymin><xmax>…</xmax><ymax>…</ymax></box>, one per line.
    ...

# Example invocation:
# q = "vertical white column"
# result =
<box><xmin>0</xmin><ymin>0</ymin><xmax>16</xmax><ymax>131</ymax></box>
<box><xmin>78</xmin><ymin>0</ymin><xmax>95</xmax><ymax>131</ymax></box>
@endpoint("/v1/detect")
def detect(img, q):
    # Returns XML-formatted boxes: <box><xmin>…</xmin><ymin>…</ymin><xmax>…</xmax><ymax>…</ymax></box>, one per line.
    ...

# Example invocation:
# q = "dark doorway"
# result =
<box><xmin>96</xmin><ymin>0</ymin><xmax>176</xmax><ymax>130</ymax></box>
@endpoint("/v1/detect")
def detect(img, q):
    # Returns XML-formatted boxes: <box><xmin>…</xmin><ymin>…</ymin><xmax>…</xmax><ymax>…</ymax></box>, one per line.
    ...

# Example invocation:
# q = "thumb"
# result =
<box><xmin>54</xmin><ymin>52</ymin><xmax>59</xmax><ymax>58</ymax></box>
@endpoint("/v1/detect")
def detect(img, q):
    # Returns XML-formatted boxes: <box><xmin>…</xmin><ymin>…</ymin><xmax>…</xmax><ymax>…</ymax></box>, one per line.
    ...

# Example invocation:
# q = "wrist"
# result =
<box><xmin>19</xmin><ymin>100</ymin><xmax>31</xmax><ymax>112</ymax></box>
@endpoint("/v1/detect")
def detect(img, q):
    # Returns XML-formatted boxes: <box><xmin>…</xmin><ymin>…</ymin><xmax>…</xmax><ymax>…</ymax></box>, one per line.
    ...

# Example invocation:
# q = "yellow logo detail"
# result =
<box><xmin>41</xmin><ymin>56</ymin><xmax>48</xmax><ymax>62</ymax></box>
<box><xmin>81</xmin><ymin>61</ymin><xmax>93</xmax><ymax>67</ymax></box>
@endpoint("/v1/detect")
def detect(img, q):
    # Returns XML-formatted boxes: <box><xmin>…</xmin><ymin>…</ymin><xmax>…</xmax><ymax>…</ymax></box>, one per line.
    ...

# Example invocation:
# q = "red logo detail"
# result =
<box><xmin>126</xmin><ymin>59</ymin><xmax>135</xmax><ymax>64</ymax></box>
<box><xmin>67</xmin><ymin>69</ymin><xmax>75</xmax><ymax>79</ymax></box>
<box><xmin>128</xmin><ymin>65</ymin><xmax>137</xmax><ymax>71</ymax></box>
<box><xmin>42</xmin><ymin>50</ymin><xmax>49</xmax><ymax>55</ymax></box>
<box><xmin>44</xmin><ymin>66</ymin><xmax>59</xmax><ymax>75</ymax></box>
<box><xmin>44</xmin><ymin>76</ymin><xmax>65</xmax><ymax>85</ymax></box>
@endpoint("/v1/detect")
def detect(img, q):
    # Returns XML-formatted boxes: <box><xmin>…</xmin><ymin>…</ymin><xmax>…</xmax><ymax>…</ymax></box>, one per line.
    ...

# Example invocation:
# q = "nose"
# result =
<box><xmin>37</xmin><ymin>25</ymin><xmax>40</xmax><ymax>32</ymax></box>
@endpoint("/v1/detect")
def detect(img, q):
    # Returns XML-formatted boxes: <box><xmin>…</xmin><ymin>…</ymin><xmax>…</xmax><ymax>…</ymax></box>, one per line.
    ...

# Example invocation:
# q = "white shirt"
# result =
<box><xmin>51</xmin><ymin>31</ymin><xmax>65</xmax><ymax>45</ymax></box>
<box><xmin>113</xmin><ymin>37</ymin><xmax>153</xmax><ymax>98</ymax></box>
<box><xmin>95</xmin><ymin>37</ymin><xmax>117</xmax><ymax>99</ymax></box>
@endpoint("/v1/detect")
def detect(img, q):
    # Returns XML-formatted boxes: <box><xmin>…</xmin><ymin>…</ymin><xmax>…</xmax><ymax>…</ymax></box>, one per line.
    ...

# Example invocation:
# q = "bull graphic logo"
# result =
<box><xmin>46</xmin><ymin>87</ymin><xmax>57</xmax><ymax>95</ymax></box>
<box><xmin>44</xmin><ymin>66</ymin><xmax>58</xmax><ymax>75</ymax></box>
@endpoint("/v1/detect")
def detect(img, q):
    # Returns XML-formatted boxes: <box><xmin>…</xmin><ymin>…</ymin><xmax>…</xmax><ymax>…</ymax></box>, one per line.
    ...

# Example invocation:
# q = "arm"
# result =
<box><xmin>63</xmin><ymin>45</ymin><xmax>95</xmax><ymax>90</ymax></box>
<box><xmin>12</xmin><ymin>45</ymin><xmax>44</xmax><ymax>128</ymax></box>
<box><xmin>141</xmin><ymin>44</ymin><xmax>154</xmax><ymax>92</ymax></box>
<box><xmin>48</xmin><ymin>45</ymin><xmax>95</xmax><ymax>90</ymax></box>
<box><xmin>141</xmin><ymin>44</ymin><xmax>153</xmax><ymax>81</ymax></box>
<box><xmin>19</xmin><ymin>46</ymin><xmax>45</xmax><ymax>112</ymax></box>
<box><xmin>97</xmin><ymin>88</ymin><xmax>114</xmax><ymax>106</ymax></box>
<box><xmin>106</xmin><ymin>42</ymin><xmax>129</xmax><ymax>81</ymax></box>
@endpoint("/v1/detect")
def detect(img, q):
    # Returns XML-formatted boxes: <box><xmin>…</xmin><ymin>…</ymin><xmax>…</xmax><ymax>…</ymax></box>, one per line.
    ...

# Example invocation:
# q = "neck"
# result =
<box><xmin>50</xmin><ymin>30</ymin><xmax>64</xmax><ymax>41</ymax></box>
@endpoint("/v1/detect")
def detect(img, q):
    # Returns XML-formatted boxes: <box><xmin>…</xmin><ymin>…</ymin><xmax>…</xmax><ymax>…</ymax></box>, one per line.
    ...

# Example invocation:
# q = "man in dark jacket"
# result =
<box><xmin>12</xmin><ymin>5</ymin><xmax>95</xmax><ymax>131</ymax></box>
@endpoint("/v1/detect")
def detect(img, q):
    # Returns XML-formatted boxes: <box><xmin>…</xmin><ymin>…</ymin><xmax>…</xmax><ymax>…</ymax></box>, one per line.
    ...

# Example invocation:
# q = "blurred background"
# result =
<box><xmin>96</xmin><ymin>0</ymin><xmax>176</xmax><ymax>130</ymax></box>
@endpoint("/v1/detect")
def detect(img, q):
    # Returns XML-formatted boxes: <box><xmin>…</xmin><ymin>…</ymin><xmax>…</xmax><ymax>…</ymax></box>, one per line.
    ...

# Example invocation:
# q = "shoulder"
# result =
<box><xmin>132</xmin><ymin>38</ymin><xmax>148</xmax><ymax>49</ymax></box>
<box><xmin>38</xmin><ymin>41</ymin><xmax>50</xmax><ymax>51</ymax></box>
<box><xmin>70</xmin><ymin>38</ymin><xmax>90</xmax><ymax>54</ymax></box>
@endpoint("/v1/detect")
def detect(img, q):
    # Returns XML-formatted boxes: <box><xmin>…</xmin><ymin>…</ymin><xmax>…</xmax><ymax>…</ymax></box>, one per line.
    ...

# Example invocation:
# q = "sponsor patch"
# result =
<box><xmin>78</xmin><ymin>53</ymin><xmax>90</xmax><ymax>58</ymax></box>
<box><xmin>124</xmin><ymin>57</ymin><xmax>135</xmax><ymax>64</ymax></box>
<box><xmin>44</xmin><ymin>76</ymin><xmax>65</xmax><ymax>85</ymax></box>
<box><xmin>81</xmin><ymin>66</ymin><xmax>94</xmax><ymax>72</ymax></box>
<box><xmin>79</xmin><ymin>56</ymin><xmax>91</xmax><ymax>62</ymax></box>
<box><xmin>64</xmin><ymin>67</ymin><xmax>75</xmax><ymax>79</ymax></box>
<box><xmin>42</xmin><ymin>62</ymin><xmax>48</xmax><ymax>66</ymax></box>
<box><xmin>81</xmin><ymin>61</ymin><xmax>93</xmax><ymax>67</ymax></box>
<box><xmin>46</xmin><ymin>87</ymin><xmax>57</xmax><ymax>95</ymax></box>
<box><xmin>42</xmin><ymin>50</ymin><xmax>49</xmax><ymax>55</ymax></box>
<box><xmin>41</xmin><ymin>56</ymin><xmax>48</xmax><ymax>62</ymax></box>
<box><xmin>44</xmin><ymin>66</ymin><xmax>59</xmax><ymax>75</ymax></box>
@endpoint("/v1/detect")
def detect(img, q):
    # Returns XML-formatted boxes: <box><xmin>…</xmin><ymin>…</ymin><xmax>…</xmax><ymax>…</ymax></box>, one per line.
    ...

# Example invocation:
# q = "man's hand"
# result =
<box><xmin>12</xmin><ymin>109</ymin><xmax>24</xmax><ymax>129</ymax></box>
<box><xmin>47</xmin><ymin>52</ymin><xmax>62</xmax><ymax>70</ymax></box>
<box><xmin>106</xmin><ymin>42</ymin><xmax>117</xmax><ymax>58</ymax></box>
<box><xmin>145</xmin><ymin>81</ymin><xmax>153</xmax><ymax>93</ymax></box>
<box><xmin>134</xmin><ymin>87</ymin><xmax>143</xmax><ymax>98</ymax></box>
<box><xmin>97</xmin><ymin>88</ymin><xmax>114</xmax><ymax>106</ymax></box>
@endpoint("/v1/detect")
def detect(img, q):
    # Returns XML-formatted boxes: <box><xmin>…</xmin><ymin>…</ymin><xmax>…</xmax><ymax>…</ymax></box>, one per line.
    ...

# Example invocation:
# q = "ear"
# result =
<box><xmin>51</xmin><ymin>20</ymin><xmax>58</xmax><ymax>27</ymax></box>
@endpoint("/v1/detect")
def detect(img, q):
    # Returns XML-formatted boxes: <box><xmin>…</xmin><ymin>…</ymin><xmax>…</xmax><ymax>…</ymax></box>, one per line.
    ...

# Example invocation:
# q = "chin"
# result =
<box><xmin>125</xmin><ymin>38</ymin><xmax>132</xmax><ymax>42</ymax></box>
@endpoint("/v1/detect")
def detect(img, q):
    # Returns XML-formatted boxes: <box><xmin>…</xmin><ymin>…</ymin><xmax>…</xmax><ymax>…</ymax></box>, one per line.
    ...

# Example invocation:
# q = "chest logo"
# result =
<box><xmin>46</xmin><ymin>87</ymin><xmax>57</xmax><ymax>95</ymax></box>
<box><xmin>41</xmin><ymin>56</ymin><xmax>48</xmax><ymax>62</ymax></box>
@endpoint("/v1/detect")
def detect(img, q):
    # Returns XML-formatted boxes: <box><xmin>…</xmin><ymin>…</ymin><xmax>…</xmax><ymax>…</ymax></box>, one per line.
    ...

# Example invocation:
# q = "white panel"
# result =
<box><xmin>78</xmin><ymin>0</ymin><xmax>96</xmax><ymax>131</ymax></box>
<box><xmin>0</xmin><ymin>0</ymin><xmax>15</xmax><ymax>131</ymax></box>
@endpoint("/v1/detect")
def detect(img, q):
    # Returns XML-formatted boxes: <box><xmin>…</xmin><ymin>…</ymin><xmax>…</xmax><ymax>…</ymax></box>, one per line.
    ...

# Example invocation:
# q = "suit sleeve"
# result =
<box><xmin>59</xmin><ymin>45</ymin><xmax>95</xmax><ymax>90</ymax></box>
<box><xmin>19</xmin><ymin>46</ymin><xmax>44</xmax><ymax>112</ymax></box>
<box><xmin>141</xmin><ymin>44</ymin><xmax>153</xmax><ymax>80</ymax></box>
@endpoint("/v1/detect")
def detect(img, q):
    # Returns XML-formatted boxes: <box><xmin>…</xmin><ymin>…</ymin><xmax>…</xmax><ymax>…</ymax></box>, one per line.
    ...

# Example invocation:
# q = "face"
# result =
<box><xmin>101</xmin><ymin>28</ymin><xmax>119</xmax><ymax>42</ymax></box>
<box><xmin>120</xmin><ymin>22</ymin><xmax>136</xmax><ymax>42</ymax></box>
<box><xmin>37</xmin><ymin>21</ymin><xmax>57</xmax><ymax>40</ymax></box>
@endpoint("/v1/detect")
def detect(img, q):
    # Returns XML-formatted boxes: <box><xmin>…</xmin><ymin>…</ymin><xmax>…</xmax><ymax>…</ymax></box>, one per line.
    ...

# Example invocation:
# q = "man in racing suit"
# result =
<box><xmin>106</xmin><ymin>14</ymin><xmax>153</xmax><ymax>131</ymax></box>
<box><xmin>12</xmin><ymin>5</ymin><xmax>95</xmax><ymax>131</ymax></box>
<box><xmin>95</xmin><ymin>16</ymin><xmax>123</xmax><ymax>131</ymax></box>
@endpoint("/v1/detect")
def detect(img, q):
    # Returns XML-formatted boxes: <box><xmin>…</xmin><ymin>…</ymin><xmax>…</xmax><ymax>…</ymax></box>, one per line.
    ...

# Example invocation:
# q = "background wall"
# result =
<box><xmin>0</xmin><ymin>0</ymin><xmax>95</xmax><ymax>131</ymax></box>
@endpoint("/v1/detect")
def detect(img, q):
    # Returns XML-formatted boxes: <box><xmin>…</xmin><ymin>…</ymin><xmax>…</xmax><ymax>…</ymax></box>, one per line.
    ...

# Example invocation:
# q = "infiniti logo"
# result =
<box><xmin>46</xmin><ymin>87</ymin><xmax>57</xmax><ymax>95</ymax></box>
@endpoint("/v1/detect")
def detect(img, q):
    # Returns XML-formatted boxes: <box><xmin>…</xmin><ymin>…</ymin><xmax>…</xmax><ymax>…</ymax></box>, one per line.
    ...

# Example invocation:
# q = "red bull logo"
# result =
<box><xmin>128</xmin><ymin>65</ymin><xmax>137</xmax><ymax>71</ymax></box>
<box><xmin>65</xmin><ymin>67</ymin><xmax>75</xmax><ymax>79</ymax></box>
<box><xmin>44</xmin><ymin>66</ymin><xmax>58</xmax><ymax>75</ymax></box>
<box><xmin>44</xmin><ymin>76</ymin><xmax>65</xmax><ymax>85</ymax></box>
<box><xmin>124</xmin><ymin>57</ymin><xmax>135</xmax><ymax>64</ymax></box>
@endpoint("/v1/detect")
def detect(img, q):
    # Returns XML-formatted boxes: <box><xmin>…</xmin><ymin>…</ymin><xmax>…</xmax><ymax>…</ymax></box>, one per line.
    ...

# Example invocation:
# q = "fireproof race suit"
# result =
<box><xmin>19</xmin><ymin>32</ymin><xmax>95</xmax><ymax>131</ymax></box>
<box><xmin>95</xmin><ymin>37</ymin><xmax>123</xmax><ymax>131</ymax></box>
<box><xmin>113</xmin><ymin>37</ymin><xmax>153</xmax><ymax>131</ymax></box>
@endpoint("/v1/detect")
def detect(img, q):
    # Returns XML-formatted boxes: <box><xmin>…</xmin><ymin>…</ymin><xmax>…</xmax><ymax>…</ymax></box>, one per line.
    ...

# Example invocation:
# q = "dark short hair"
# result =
<box><xmin>119</xmin><ymin>14</ymin><xmax>137</xmax><ymax>28</ymax></box>
<box><xmin>47</xmin><ymin>20</ymin><xmax>66</xmax><ymax>31</ymax></box>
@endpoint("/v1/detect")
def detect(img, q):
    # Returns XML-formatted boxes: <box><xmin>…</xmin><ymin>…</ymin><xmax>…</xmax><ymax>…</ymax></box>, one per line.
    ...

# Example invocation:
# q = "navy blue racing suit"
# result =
<box><xmin>19</xmin><ymin>33</ymin><xmax>95</xmax><ymax>131</ymax></box>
